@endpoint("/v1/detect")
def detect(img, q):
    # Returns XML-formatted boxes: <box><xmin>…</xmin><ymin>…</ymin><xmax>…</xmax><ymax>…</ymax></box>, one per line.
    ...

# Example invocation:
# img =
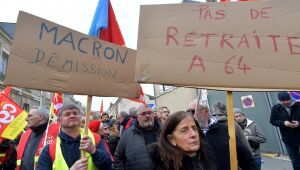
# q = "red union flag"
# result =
<box><xmin>0</xmin><ymin>94</ymin><xmax>27</xmax><ymax>139</ymax></box>
<box><xmin>50</xmin><ymin>93</ymin><xmax>63</xmax><ymax>122</ymax></box>
<box><xmin>0</xmin><ymin>86</ymin><xmax>12</xmax><ymax>97</ymax></box>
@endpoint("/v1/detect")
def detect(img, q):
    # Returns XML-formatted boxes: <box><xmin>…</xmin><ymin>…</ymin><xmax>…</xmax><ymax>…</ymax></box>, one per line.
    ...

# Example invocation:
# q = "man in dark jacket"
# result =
<box><xmin>187</xmin><ymin>99</ymin><xmax>256</xmax><ymax>170</ymax></box>
<box><xmin>117</xmin><ymin>111</ymin><xmax>136</xmax><ymax>136</ymax></box>
<box><xmin>36</xmin><ymin>104</ymin><xmax>112</xmax><ymax>170</ymax></box>
<box><xmin>114</xmin><ymin>104</ymin><xmax>161</xmax><ymax>170</ymax></box>
<box><xmin>17</xmin><ymin>106</ymin><xmax>49</xmax><ymax>170</ymax></box>
<box><xmin>270</xmin><ymin>92</ymin><xmax>300</xmax><ymax>170</ymax></box>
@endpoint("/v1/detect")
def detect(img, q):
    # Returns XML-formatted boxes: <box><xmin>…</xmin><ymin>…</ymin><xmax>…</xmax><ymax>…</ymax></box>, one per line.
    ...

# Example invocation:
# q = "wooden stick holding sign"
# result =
<box><xmin>226</xmin><ymin>91</ymin><xmax>237</xmax><ymax>170</ymax></box>
<box><xmin>81</xmin><ymin>95</ymin><xmax>92</xmax><ymax>159</ymax></box>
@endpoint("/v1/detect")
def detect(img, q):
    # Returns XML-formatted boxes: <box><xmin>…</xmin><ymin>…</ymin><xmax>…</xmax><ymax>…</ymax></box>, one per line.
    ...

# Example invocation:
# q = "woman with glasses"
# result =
<box><xmin>148</xmin><ymin>111</ymin><xmax>216</xmax><ymax>170</ymax></box>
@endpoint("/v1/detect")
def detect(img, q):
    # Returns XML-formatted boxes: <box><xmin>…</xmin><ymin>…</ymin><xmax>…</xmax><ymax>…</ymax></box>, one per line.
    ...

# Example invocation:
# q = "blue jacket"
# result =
<box><xmin>36</xmin><ymin>130</ymin><xmax>112</xmax><ymax>170</ymax></box>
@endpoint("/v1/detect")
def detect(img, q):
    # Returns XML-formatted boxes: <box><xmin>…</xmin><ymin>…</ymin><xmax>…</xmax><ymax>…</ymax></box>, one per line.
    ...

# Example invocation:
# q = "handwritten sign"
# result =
<box><xmin>5</xmin><ymin>11</ymin><xmax>139</xmax><ymax>97</ymax></box>
<box><xmin>136</xmin><ymin>0</ymin><xmax>300</xmax><ymax>91</ymax></box>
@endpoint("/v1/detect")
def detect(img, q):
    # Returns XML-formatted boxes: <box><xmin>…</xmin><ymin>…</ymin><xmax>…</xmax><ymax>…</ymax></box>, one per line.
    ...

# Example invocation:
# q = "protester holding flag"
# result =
<box><xmin>17</xmin><ymin>106</ymin><xmax>50</xmax><ymax>170</ymax></box>
<box><xmin>37</xmin><ymin>104</ymin><xmax>112</xmax><ymax>170</ymax></box>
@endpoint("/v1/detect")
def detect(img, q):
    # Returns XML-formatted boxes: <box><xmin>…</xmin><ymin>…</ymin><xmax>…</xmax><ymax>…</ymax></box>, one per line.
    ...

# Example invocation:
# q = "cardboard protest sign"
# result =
<box><xmin>5</xmin><ymin>11</ymin><xmax>139</xmax><ymax>98</ymax></box>
<box><xmin>136</xmin><ymin>0</ymin><xmax>300</xmax><ymax>91</ymax></box>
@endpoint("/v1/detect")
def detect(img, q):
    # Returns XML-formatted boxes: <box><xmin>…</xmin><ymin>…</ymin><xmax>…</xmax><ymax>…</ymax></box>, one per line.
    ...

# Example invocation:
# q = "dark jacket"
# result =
<box><xmin>204</xmin><ymin>120</ymin><xmax>256</xmax><ymax>170</ymax></box>
<box><xmin>21</xmin><ymin>122</ymin><xmax>47</xmax><ymax>170</ymax></box>
<box><xmin>120</xmin><ymin>116</ymin><xmax>137</xmax><ymax>136</ymax></box>
<box><xmin>36</xmin><ymin>130</ymin><xmax>112</xmax><ymax>170</ymax></box>
<box><xmin>114</xmin><ymin>120</ymin><xmax>161</xmax><ymax>170</ymax></box>
<box><xmin>148</xmin><ymin>144</ymin><xmax>216</xmax><ymax>170</ymax></box>
<box><xmin>0</xmin><ymin>140</ymin><xmax>16</xmax><ymax>170</ymax></box>
<box><xmin>270</xmin><ymin>101</ymin><xmax>300</xmax><ymax>146</ymax></box>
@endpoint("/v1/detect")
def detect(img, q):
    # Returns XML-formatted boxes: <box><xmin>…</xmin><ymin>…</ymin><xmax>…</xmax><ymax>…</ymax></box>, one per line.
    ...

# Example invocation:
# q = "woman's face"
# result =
<box><xmin>168</xmin><ymin>116</ymin><xmax>200</xmax><ymax>156</ymax></box>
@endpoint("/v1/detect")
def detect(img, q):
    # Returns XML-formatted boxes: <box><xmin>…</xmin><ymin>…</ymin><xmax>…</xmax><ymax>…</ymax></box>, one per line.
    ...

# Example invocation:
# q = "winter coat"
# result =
<box><xmin>36</xmin><ymin>130</ymin><xmax>112</xmax><ymax>170</ymax></box>
<box><xmin>204</xmin><ymin>119</ymin><xmax>257</xmax><ymax>170</ymax></box>
<box><xmin>270</xmin><ymin>101</ymin><xmax>300</xmax><ymax>146</ymax></box>
<box><xmin>243</xmin><ymin>119</ymin><xmax>267</xmax><ymax>157</ymax></box>
<box><xmin>114</xmin><ymin>120</ymin><xmax>161</xmax><ymax>170</ymax></box>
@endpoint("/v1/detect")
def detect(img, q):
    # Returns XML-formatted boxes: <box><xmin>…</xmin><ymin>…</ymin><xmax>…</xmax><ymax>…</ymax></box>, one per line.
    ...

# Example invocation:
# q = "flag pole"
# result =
<box><xmin>43</xmin><ymin>93</ymin><xmax>54</xmax><ymax>147</ymax></box>
<box><xmin>81</xmin><ymin>95</ymin><xmax>92</xmax><ymax>158</ymax></box>
<box><xmin>227</xmin><ymin>91</ymin><xmax>237</xmax><ymax>170</ymax></box>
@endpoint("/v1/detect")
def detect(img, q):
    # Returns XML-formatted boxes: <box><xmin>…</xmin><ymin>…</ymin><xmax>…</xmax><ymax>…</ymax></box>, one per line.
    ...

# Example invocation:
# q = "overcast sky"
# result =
<box><xmin>1</xmin><ymin>0</ymin><xmax>209</xmax><ymax>111</ymax></box>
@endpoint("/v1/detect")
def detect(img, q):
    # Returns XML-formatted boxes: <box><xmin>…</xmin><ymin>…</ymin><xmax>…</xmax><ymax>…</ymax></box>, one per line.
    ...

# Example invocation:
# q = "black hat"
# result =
<box><xmin>277</xmin><ymin>92</ymin><xmax>291</xmax><ymax>101</ymax></box>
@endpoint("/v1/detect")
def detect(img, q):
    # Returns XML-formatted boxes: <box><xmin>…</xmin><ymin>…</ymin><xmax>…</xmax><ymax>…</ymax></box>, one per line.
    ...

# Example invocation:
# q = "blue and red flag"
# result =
<box><xmin>89</xmin><ymin>0</ymin><xmax>125</xmax><ymax>45</ymax></box>
<box><xmin>289</xmin><ymin>92</ymin><xmax>300</xmax><ymax>100</ymax></box>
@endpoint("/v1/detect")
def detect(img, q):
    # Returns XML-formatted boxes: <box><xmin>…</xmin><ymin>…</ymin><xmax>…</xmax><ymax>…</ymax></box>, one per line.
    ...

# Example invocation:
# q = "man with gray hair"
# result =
<box><xmin>114</xmin><ymin>104</ymin><xmax>161</xmax><ymax>170</ymax></box>
<box><xmin>17</xmin><ymin>106</ymin><xmax>50</xmax><ymax>170</ymax></box>
<box><xmin>129</xmin><ymin>107</ymin><xmax>138</xmax><ymax>119</ymax></box>
<box><xmin>117</xmin><ymin>111</ymin><xmax>136</xmax><ymax>136</ymax></box>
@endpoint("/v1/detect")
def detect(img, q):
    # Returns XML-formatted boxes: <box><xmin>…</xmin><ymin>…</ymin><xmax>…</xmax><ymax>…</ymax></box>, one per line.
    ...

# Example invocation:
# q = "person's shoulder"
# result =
<box><xmin>272</xmin><ymin>103</ymin><xmax>282</xmax><ymax>109</ymax></box>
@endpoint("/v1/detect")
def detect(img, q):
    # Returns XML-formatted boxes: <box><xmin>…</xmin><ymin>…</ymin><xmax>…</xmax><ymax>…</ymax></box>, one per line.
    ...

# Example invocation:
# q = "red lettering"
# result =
<box><xmin>268</xmin><ymin>35</ymin><xmax>280</xmax><ymax>52</ymax></box>
<box><xmin>224</xmin><ymin>56</ymin><xmax>235</xmax><ymax>74</ymax></box>
<box><xmin>204</xmin><ymin>10</ymin><xmax>213</xmax><ymax>20</ymax></box>
<box><xmin>194</xmin><ymin>5</ymin><xmax>225</xmax><ymax>20</ymax></box>
<box><xmin>261</xmin><ymin>7</ymin><xmax>272</xmax><ymax>19</ymax></box>
<box><xmin>166</xmin><ymin>26</ymin><xmax>179</xmax><ymax>46</ymax></box>
<box><xmin>220</xmin><ymin>34</ymin><xmax>234</xmax><ymax>49</ymax></box>
<box><xmin>187</xmin><ymin>55</ymin><xmax>205</xmax><ymax>72</ymax></box>
<box><xmin>237</xmin><ymin>34</ymin><xmax>250</xmax><ymax>49</ymax></box>
<box><xmin>250</xmin><ymin>7</ymin><xmax>272</xmax><ymax>20</ymax></box>
<box><xmin>250</xmin><ymin>9</ymin><xmax>259</xmax><ymax>20</ymax></box>
<box><xmin>195</xmin><ymin>5</ymin><xmax>209</xmax><ymax>20</ymax></box>
<box><xmin>237</xmin><ymin>56</ymin><xmax>251</xmax><ymax>75</ymax></box>
<box><xmin>253</xmin><ymin>31</ymin><xmax>261</xmax><ymax>50</ymax></box>
<box><xmin>202</xmin><ymin>33</ymin><xmax>216</xmax><ymax>48</ymax></box>
<box><xmin>184</xmin><ymin>32</ymin><xmax>197</xmax><ymax>47</ymax></box>
<box><xmin>215</xmin><ymin>10</ymin><xmax>226</xmax><ymax>20</ymax></box>
<box><xmin>287</xmin><ymin>37</ymin><xmax>300</xmax><ymax>55</ymax></box>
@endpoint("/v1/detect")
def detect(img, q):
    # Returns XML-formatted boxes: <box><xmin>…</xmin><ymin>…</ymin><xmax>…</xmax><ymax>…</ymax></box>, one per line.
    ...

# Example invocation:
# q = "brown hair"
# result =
<box><xmin>157</xmin><ymin>111</ymin><xmax>212</xmax><ymax>170</ymax></box>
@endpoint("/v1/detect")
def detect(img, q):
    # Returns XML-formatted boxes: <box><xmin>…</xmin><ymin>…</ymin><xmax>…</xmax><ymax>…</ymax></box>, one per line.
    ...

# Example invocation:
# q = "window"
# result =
<box><xmin>23</xmin><ymin>103</ymin><xmax>30</xmax><ymax>112</ymax></box>
<box><xmin>159</xmin><ymin>85</ymin><xmax>173</xmax><ymax>93</ymax></box>
<box><xmin>0</xmin><ymin>51</ymin><xmax>8</xmax><ymax>76</ymax></box>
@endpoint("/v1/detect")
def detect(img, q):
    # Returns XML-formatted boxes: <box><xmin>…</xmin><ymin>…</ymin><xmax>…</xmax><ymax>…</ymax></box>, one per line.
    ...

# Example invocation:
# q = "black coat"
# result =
<box><xmin>148</xmin><ymin>144</ymin><xmax>215</xmax><ymax>170</ymax></box>
<box><xmin>114</xmin><ymin>121</ymin><xmax>161</xmax><ymax>170</ymax></box>
<box><xmin>270</xmin><ymin>102</ymin><xmax>300</xmax><ymax>146</ymax></box>
<box><xmin>205</xmin><ymin>122</ymin><xmax>257</xmax><ymax>170</ymax></box>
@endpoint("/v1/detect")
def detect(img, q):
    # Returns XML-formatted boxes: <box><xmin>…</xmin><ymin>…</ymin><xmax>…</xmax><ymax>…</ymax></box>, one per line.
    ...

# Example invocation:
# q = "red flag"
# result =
<box><xmin>100</xmin><ymin>99</ymin><xmax>104</xmax><ymax>115</ymax></box>
<box><xmin>0</xmin><ymin>86</ymin><xmax>12</xmax><ymax>97</ymax></box>
<box><xmin>89</xmin><ymin>0</ymin><xmax>125</xmax><ymax>45</ymax></box>
<box><xmin>50</xmin><ymin>93</ymin><xmax>63</xmax><ymax>121</ymax></box>
<box><xmin>0</xmin><ymin>94</ymin><xmax>28</xmax><ymax>139</ymax></box>
<box><xmin>127</xmin><ymin>85</ymin><xmax>146</xmax><ymax>105</ymax></box>
<box><xmin>99</xmin><ymin>1</ymin><xmax>125</xmax><ymax>45</ymax></box>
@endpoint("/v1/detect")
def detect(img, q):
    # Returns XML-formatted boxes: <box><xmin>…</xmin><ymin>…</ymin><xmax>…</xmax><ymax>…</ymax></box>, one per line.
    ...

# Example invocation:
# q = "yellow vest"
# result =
<box><xmin>52</xmin><ymin>128</ymin><xmax>96</xmax><ymax>170</ymax></box>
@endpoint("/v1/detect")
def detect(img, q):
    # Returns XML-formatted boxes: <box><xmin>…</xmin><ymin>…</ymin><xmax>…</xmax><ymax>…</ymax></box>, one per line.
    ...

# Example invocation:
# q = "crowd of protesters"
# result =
<box><xmin>1</xmin><ymin>91</ymin><xmax>299</xmax><ymax>170</ymax></box>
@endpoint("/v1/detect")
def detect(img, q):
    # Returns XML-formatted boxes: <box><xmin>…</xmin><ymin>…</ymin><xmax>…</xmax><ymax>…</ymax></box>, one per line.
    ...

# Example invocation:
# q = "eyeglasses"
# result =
<box><xmin>186</xmin><ymin>108</ymin><xmax>207</xmax><ymax>115</ymax></box>
<box><xmin>162</xmin><ymin>111</ymin><xmax>170</xmax><ymax>114</ymax></box>
<box><xmin>139</xmin><ymin>111</ymin><xmax>153</xmax><ymax>116</ymax></box>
